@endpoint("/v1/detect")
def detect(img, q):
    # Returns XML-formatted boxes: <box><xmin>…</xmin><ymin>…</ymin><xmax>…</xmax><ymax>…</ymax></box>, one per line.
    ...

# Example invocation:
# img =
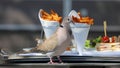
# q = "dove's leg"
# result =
<box><xmin>48</xmin><ymin>56</ymin><xmax>57</xmax><ymax>64</ymax></box>
<box><xmin>49</xmin><ymin>57</ymin><xmax>54</xmax><ymax>63</ymax></box>
<box><xmin>57</xmin><ymin>56</ymin><xmax>63</xmax><ymax>63</ymax></box>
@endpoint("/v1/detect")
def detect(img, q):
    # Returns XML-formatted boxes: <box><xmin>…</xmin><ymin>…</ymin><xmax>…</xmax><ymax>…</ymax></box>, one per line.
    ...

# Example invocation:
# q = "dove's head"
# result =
<box><xmin>60</xmin><ymin>17</ymin><xmax>73</xmax><ymax>29</ymax></box>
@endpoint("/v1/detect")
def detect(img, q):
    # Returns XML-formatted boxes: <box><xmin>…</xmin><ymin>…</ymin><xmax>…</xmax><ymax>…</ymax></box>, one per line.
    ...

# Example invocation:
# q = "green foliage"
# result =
<box><xmin>85</xmin><ymin>36</ymin><xmax>102</xmax><ymax>48</ymax></box>
<box><xmin>85</xmin><ymin>40</ymin><xmax>91</xmax><ymax>48</ymax></box>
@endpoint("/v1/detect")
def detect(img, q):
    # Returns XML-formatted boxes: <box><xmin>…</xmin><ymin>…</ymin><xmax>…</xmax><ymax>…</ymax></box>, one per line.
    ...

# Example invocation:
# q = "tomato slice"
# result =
<box><xmin>101</xmin><ymin>36</ymin><xmax>109</xmax><ymax>43</ymax></box>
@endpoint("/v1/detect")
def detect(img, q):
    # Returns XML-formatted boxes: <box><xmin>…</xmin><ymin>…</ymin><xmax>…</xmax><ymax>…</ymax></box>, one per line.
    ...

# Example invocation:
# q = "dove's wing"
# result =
<box><xmin>36</xmin><ymin>32</ymin><xmax>58</xmax><ymax>52</ymax></box>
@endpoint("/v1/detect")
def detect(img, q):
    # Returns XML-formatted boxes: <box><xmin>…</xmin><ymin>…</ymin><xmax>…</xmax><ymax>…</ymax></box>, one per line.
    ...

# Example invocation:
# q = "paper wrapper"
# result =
<box><xmin>68</xmin><ymin>10</ymin><xmax>80</xmax><ymax>18</ymax></box>
<box><xmin>38</xmin><ymin>9</ymin><xmax>59</xmax><ymax>39</ymax></box>
<box><xmin>70</xmin><ymin>23</ymin><xmax>90</xmax><ymax>55</ymax></box>
<box><xmin>69</xmin><ymin>10</ymin><xmax>90</xmax><ymax>55</ymax></box>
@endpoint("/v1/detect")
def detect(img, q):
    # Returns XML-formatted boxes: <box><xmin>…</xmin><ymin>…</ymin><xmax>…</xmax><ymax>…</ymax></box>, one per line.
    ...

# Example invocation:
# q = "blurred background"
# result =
<box><xmin>0</xmin><ymin>0</ymin><xmax>120</xmax><ymax>53</ymax></box>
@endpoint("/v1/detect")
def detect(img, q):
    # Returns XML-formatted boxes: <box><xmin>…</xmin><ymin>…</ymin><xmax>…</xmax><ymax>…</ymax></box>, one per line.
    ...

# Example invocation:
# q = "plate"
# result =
<box><xmin>83</xmin><ymin>48</ymin><xmax>120</xmax><ymax>57</ymax></box>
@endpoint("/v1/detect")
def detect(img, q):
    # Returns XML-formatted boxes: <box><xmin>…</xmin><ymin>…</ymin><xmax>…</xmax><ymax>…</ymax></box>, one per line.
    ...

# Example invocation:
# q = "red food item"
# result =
<box><xmin>101</xmin><ymin>36</ymin><xmax>109</xmax><ymax>43</ymax></box>
<box><xmin>111</xmin><ymin>36</ymin><xmax>118</xmax><ymax>43</ymax></box>
<box><xmin>112</xmin><ymin>36</ymin><xmax>115</xmax><ymax>43</ymax></box>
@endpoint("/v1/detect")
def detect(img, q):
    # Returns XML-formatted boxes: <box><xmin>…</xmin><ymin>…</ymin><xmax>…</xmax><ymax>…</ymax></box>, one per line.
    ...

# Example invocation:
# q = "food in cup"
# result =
<box><xmin>72</xmin><ymin>12</ymin><xmax>94</xmax><ymax>25</ymax></box>
<box><xmin>69</xmin><ymin>10</ymin><xmax>94</xmax><ymax>55</ymax></box>
<box><xmin>38</xmin><ymin>9</ymin><xmax>61</xmax><ymax>38</ymax></box>
<box><xmin>40</xmin><ymin>9</ymin><xmax>62</xmax><ymax>23</ymax></box>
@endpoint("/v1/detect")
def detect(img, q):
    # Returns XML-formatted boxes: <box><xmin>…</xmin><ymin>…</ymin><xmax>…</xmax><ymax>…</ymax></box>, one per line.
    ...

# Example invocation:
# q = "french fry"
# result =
<box><xmin>72</xmin><ymin>13</ymin><xmax>94</xmax><ymax>25</ymax></box>
<box><xmin>40</xmin><ymin>9</ymin><xmax>62</xmax><ymax>23</ymax></box>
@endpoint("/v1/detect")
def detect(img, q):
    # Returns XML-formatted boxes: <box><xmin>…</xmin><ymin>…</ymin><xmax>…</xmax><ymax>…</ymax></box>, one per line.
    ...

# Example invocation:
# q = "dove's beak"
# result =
<box><xmin>60</xmin><ymin>24</ymin><xmax>63</xmax><ymax>27</ymax></box>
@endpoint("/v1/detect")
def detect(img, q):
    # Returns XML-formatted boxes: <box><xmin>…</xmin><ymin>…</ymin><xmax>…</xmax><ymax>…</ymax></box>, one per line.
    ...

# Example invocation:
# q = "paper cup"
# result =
<box><xmin>70</xmin><ymin>23</ymin><xmax>90</xmax><ymax>55</ymax></box>
<box><xmin>38</xmin><ymin>9</ymin><xmax>59</xmax><ymax>39</ymax></box>
<box><xmin>68</xmin><ymin>10</ymin><xmax>80</xmax><ymax>18</ymax></box>
<box><xmin>68</xmin><ymin>10</ymin><xmax>90</xmax><ymax>55</ymax></box>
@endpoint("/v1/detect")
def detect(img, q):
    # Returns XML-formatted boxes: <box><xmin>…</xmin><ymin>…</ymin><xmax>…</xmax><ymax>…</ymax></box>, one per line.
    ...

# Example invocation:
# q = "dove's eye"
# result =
<box><xmin>68</xmin><ymin>19</ymin><xmax>70</xmax><ymax>21</ymax></box>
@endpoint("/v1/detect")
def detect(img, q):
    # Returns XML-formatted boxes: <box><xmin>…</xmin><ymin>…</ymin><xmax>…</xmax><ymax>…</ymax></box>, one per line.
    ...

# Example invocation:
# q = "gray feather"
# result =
<box><xmin>18</xmin><ymin>17</ymin><xmax>72</xmax><ymax>57</ymax></box>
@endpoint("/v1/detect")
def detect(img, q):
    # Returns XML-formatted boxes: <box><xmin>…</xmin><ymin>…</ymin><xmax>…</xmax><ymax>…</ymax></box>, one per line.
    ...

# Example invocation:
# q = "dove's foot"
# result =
<box><xmin>48</xmin><ymin>57</ymin><xmax>59</xmax><ymax>64</ymax></box>
<box><xmin>48</xmin><ymin>61</ymin><xmax>59</xmax><ymax>64</ymax></box>
<box><xmin>48</xmin><ymin>56</ymin><xmax>64</xmax><ymax>64</ymax></box>
<box><xmin>57</xmin><ymin>56</ymin><xmax>64</xmax><ymax>64</ymax></box>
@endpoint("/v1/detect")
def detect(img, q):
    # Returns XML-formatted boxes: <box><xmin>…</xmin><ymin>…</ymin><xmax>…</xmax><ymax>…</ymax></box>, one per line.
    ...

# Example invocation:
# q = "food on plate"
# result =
<box><xmin>95</xmin><ymin>21</ymin><xmax>120</xmax><ymax>51</ymax></box>
<box><xmin>111</xmin><ymin>36</ymin><xmax>117</xmax><ymax>43</ymax></box>
<box><xmin>72</xmin><ymin>12</ymin><xmax>94</xmax><ymax>25</ymax></box>
<box><xmin>85</xmin><ymin>35</ymin><xmax>120</xmax><ymax>52</ymax></box>
<box><xmin>96</xmin><ymin>36</ymin><xmax>120</xmax><ymax>51</ymax></box>
<box><xmin>85</xmin><ymin>40</ymin><xmax>91</xmax><ymax>48</ymax></box>
<box><xmin>101</xmin><ymin>36</ymin><xmax>117</xmax><ymax>43</ymax></box>
<box><xmin>85</xmin><ymin>36</ymin><xmax>102</xmax><ymax>48</ymax></box>
<box><xmin>101</xmin><ymin>21</ymin><xmax>110</xmax><ymax>43</ymax></box>
<box><xmin>41</xmin><ymin>9</ymin><xmax>62</xmax><ymax>23</ymax></box>
<box><xmin>96</xmin><ymin>43</ymin><xmax>120</xmax><ymax>51</ymax></box>
<box><xmin>101</xmin><ymin>36</ymin><xmax>109</xmax><ymax>43</ymax></box>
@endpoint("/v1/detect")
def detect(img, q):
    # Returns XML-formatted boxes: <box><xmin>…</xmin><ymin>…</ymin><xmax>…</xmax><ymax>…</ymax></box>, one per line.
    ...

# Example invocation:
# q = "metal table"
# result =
<box><xmin>1</xmin><ymin>56</ymin><xmax>120</xmax><ymax>67</ymax></box>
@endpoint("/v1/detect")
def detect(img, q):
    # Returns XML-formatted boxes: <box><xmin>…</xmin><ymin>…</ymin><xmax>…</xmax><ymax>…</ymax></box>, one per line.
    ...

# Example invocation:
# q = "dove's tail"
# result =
<box><xmin>15</xmin><ymin>47</ymin><xmax>38</xmax><ymax>54</ymax></box>
<box><xmin>30</xmin><ymin>47</ymin><xmax>47</xmax><ymax>54</ymax></box>
<box><xmin>30</xmin><ymin>47</ymin><xmax>39</xmax><ymax>52</ymax></box>
<box><xmin>16</xmin><ymin>46</ymin><xmax>46</xmax><ymax>54</ymax></box>
<box><xmin>16</xmin><ymin>39</ymin><xmax>45</xmax><ymax>54</ymax></box>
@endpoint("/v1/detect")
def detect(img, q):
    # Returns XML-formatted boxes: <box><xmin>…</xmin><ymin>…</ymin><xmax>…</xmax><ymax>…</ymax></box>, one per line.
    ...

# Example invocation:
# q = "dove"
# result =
<box><xmin>18</xmin><ymin>17</ymin><xmax>73</xmax><ymax>64</ymax></box>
